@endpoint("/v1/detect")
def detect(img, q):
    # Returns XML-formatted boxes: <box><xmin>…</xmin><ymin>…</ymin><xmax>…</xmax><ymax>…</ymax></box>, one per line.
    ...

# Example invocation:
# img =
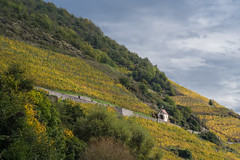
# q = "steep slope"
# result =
<box><xmin>0</xmin><ymin>36</ymin><xmax>153</xmax><ymax>115</ymax></box>
<box><xmin>0</xmin><ymin>0</ymin><xmax>174</xmax><ymax>97</ymax></box>
<box><xmin>171</xmin><ymin>81</ymin><xmax>240</xmax><ymax>142</ymax></box>
<box><xmin>138</xmin><ymin>117</ymin><xmax>240</xmax><ymax>160</ymax></box>
<box><xmin>0</xmin><ymin>0</ymin><xmax>240</xmax><ymax>159</ymax></box>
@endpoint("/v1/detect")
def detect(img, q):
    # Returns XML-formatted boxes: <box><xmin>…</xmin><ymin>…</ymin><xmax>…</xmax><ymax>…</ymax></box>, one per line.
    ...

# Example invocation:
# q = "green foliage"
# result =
<box><xmin>0</xmin><ymin>0</ymin><xmax>175</xmax><ymax>98</ymax></box>
<box><xmin>139</xmin><ymin>82</ymin><xmax>148</xmax><ymax>94</ymax></box>
<box><xmin>57</xmin><ymin>100</ymin><xmax>85</xmax><ymax>130</ymax></box>
<box><xmin>200</xmin><ymin>131</ymin><xmax>221</xmax><ymax>145</ymax></box>
<box><xmin>152</xmin><ymin>82</ymin><xmax>162</xmax><ymax>93</ymax></box>
<box><xmin>170</xmin><ymin>148</ymin><xmax>192</xmax><ymax>159</ymax></box>
<box><xmin>74</xmin><ymin>106</ymin><xmax>154</xmax><ymax>159</ymax></box>
<box><xmin>1</xmin><ymin>63</ymin><xmax>33</xmax><ymax>92</ymax></box>
<box><xmin>209</xmin><ymin>99</ymin><xmax>213</xmax><ymax>106</ymax></box>
<box><xmin>0</xmin><ymin>64</ymin><xmax>59</xmax><ymax>159</ymax></box>
<box><xmin>64</xmin><ymin>136</ymin><xmax>87</xmax><ymax>160</ymax></box>
<box><xmin>162</xmin><ymin>101</ymin><xmax>201</xmax><ymax>131</ymax></box>
<box><xmin>119</xmin><ymin>76</ymin><xmax>130</xmax><ymax>88</ymax></box>
<box><xmin>164</xmin><ymin>95</ymin><xmax>175</xmax><ymax>106</ymax></box>
<box><xmin>0</xmin><ymin>65</ymin><xmax>88</xmax><ymax>159</ymax></box>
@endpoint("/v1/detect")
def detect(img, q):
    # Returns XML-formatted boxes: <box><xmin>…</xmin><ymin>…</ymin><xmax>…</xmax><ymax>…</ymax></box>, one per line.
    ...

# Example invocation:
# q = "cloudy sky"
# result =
<box><xmin>45</xmin><ymin>0</ymin><xmax>240</xmax><ymax>114</ymax></box>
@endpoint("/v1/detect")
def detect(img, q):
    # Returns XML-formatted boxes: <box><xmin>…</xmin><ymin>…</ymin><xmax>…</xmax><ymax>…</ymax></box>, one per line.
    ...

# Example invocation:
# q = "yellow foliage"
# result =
<box><xmin>135</xmin><ymin>117</ymin><xmax>240</xmax><ymax>160</ymax></box>
<box><xmin>64</xmin><ymin>129</ymin><xmax>74</xmax><ymax>138</ymax></box>
<box><xmin>170</xmin><ymin>80</ymin><xmax>240</xmax><ymax>142</ymax></box>
<box><xmin>228</xmin><ymin>143</ymin><xmax>240</xmax><ymax>153</ymax></box>
<box><xmin>0</xmin><ymin>36</ymin><xmax>153</xmax><ymax>115</ymax></box>
<box><xmin>199</xmin><ymin>115</ymin><xmax>240</xmax><ymax>142</ymax></box>
<box><xmin>24</xmin><ymin>104</ymin><xmax>47</xmax><ymax>136</ymax></box>
<box><xmin>170</xmin><ymin>80</ymin><xmax>224</xmax><ymax>108</ymax></box>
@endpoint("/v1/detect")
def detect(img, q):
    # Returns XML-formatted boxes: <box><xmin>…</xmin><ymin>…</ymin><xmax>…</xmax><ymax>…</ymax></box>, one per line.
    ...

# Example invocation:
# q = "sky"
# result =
<box><xmin>45</xmin><ymin>0</ymin><xmax>240</xmax><ymax>114</ymax></box>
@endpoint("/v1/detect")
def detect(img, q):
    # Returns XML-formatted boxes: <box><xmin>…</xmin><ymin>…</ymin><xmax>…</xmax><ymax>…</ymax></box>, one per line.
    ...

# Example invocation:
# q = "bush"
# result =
<box><xmin>200</xmin><ymin>131</ymin><xmax>221</xmax><ymax>145</ymax></box>
<box><xmin>74</xmin><ymin>106</ymin><xmax>154</xmax><ymax>159</ymax></box>
<box><xmin>209</xmin><ymin>99</ymin><xmax>213</xmax><ymax>106</ymax></box>
<box><xmin>170</xmin><ymin>148</ymin><xmax>192</xmax><ymax>160</ymax></box>
<box><xmin>119</xmin><ymin>76</ymin><xmax>130</xmax><ymax>88</ymax></box>
<box><xmin>82</xmin><ymin>137</ymin><xmax>135</xmax><ymax>160</ymax></box>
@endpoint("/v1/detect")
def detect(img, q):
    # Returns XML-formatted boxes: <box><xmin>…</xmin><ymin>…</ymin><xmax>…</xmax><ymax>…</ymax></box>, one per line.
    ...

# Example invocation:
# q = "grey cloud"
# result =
<box><xmin>45</xmin><ymin>0</ymin><xmax>240</xmax><ymax>114</ymax></box>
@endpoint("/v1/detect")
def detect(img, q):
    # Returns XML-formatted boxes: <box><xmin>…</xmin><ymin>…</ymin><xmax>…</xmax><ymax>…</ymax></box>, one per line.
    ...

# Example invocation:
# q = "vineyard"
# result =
<box><xmin>1</xmin><ymin>0</ymin><xmax>240</xmax><ymax>159</ymax></box>
<box><xmin>170</xmin><ymin>80</ymin><xmax>240</xmax><ymax>143</ymax></box>
<box><xmin>170</xmin><ymin>80</ymin><xmax>223</xmax><ymax>108</ymax></box>
<box><xmin>58</xmin><ymin>99</ymin><xmax>240</xmax><ymax>160</ymax></box>
<box><xmin>0</xmin><ymin>36</ymin><xmax>153</xmax><ymax>115</ymax></box>
<box><xmin>129</xmin><ymin>115</ymin><xmax>240</xmax><ymax>159</ymax></box>
<box><xmin>199</xmin><ymin>115</ymin><xmax>240</xmax><ymax>141</ymax></box>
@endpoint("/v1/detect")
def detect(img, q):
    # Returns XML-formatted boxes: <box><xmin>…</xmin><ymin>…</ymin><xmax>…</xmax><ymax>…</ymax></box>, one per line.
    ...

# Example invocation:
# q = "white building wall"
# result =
<box><xmin>163</xmin><ymin>114</ymin><xmax>168</xmax><ymax>122</ymax></box>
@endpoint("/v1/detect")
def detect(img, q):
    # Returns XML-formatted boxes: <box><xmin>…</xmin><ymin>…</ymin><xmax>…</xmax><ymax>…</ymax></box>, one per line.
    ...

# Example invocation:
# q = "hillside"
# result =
<box><xmin>0</xmin><ymin>0</ymin><xmax>207</xmax><ymax>131</ymax></box>
<box><xmin>0</xmin><ymin>36</ymin><xmax>153</xmax><ymax>115</ymax></box>
<box><xmin>0</xmin><ymin>0</ymin><xmax>240</xmax><ymax>159</ymax></box>
<box><xmin>171</xmin><ymin>81</ymin><xmax>240</xmax><ymax>142</ymax></box>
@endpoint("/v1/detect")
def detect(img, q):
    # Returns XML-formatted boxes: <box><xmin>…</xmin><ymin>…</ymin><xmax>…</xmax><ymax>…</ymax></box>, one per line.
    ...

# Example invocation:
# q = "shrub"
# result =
<box><xmin>82</xmin><ymin>137</ymin><xmax>135</xmax><ymax>160</ymax></box>
<box><xmin>119</xmin><ymin>76</ymin><xmax>130</xmax><ymax>88</ymax></box>
<box><xmin>170</xmin><ymin>148</ymin><xmax>192</xmax><ymax>160</ymax></box>
<box><xmin>200</xmin><ymin>131</ymin><xmax>221</xmax><ymax>145</ymax></box>
<box><xmin>74</xmin><ymin>106</ymin><xmax>154</xmax><ymax>159</ymax></box>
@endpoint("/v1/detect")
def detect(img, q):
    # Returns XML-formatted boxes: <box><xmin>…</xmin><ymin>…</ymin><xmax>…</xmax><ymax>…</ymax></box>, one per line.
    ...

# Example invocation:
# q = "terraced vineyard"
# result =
<box><xmin>131</xmin><ymin>117</ymin><xmax>240</xmax><ymax>159</ymax></box>
<box><xmin>171</xmin><ymin>80</ymin><xmax>240</xmax><ymax>143</ymax></box>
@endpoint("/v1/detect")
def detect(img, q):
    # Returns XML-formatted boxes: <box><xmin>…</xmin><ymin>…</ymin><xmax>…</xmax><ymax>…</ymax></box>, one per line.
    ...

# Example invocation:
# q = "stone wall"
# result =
<box><xmin>37</xmin><ymin>87</ymin><xmax>203</xmax><ymax>135</ymax></box>
<box><xmin>115</xmin><ymin>108</ymin><xmax>134</xmax><ymax>117</ymax></box>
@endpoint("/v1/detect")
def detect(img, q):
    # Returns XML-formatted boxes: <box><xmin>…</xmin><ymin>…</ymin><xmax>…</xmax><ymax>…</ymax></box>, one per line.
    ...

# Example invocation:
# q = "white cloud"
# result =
<box><xmin>99</xmin><ymin>1</ymin><xmax>240</xmax><ymax>113</ymax></box>
<box><xmin>171</xmin><ymin>32</ymin><xmax>240</xmax><ymax>54</ymax></box>
<box><xmin>169</xmin><ymin>57</ymin><xmax>207</xmax><ymax>70</ymax></box>
<box><xmin>45</xmin><ymin>0</ymin><xmax>240</xmax><ymax>114</ymax></box>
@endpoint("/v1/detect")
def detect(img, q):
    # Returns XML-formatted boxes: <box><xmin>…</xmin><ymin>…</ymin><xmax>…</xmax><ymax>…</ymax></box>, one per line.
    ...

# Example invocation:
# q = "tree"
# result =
<box><xmin>74</xmin><ymin>106</ymin><xmax>154</xmax><ymax>159</ymax></box>
<box><xmin>209</xmin><ymin>99</ymin><xmax>213</xmax><ymax>106</ymax></box>
<box><xmin>2</xmin><ymin>63</ymin><xmax>33</xmax><ymax>92</ymax></box>
<box><xmin>0</xmin><ymin>64</ymin><xmax>58</xmax><ymax>159</ymax></box>
<box><xmin>119</xmin><ymin>76</ymin><xmax>130</xmax><ymax>88</ymax></box>
<box><xmin>200</xmin><ymin>131</ymin><xmax>221</xmax><ymax>145</ymax></box>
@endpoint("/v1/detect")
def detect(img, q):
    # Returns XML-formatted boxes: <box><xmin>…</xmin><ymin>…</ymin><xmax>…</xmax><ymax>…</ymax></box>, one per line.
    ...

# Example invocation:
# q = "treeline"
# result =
<box><xmin>0</xmin><ymin>64</ymin><xmax>161</xmax><ymax>159</ymax></box>
<box><xmin>0</xmin><ymin>0</ymin><xmax>174</xmax><ymax>97</ymax></box>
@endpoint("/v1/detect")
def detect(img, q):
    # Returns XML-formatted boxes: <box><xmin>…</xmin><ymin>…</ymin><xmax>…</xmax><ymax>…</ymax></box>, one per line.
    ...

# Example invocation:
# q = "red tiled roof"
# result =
<box><xmin>160</xmin><ymin>109</ymin><xmax>168</xmax><ymax>115</ymax></box>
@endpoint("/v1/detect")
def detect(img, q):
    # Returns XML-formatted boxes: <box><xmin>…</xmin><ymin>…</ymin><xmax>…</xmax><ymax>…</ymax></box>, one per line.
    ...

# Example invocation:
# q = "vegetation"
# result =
<box><xmin>169</xmin><ymin>148</ymin><xmax>192</xmax><ymax>160</ymax></box>
<box><xmin>0</xmin><ymin>0</ymin><xmax>203</xmax><ymax>129</ymax></box>
<box><xmin>0</xmin><ymin>36</ymin><xmax>153</xmax><ymax>115</ymax></box>
<box><xmin>1</xmin><ymin>64</ymin><xmax>240</xmax><ymax>159</ymax></box>
<box><xmin>0</xmin><ymin>0</ymin><xmax>174</xmax><ymax>97</ymax></box>
<box><xmin>199</xmin><ymin>115</ymin><xmax>240</xmax><ymax>142</ymax></box>
<box><xmin>0</xmin><ymin>64</ymin><xmax>67</xmax><ymax>159</ymax></box>
<box><xmin>0</xmin><ymin>36</ymin><xmax>202</xmax><ymax>131</ymax></box>
<box><xmin>171</xmin><ymin>81</ymin><xmax>240</xmax><ymax>142</ymax></box>
<box><xmin>0</xmin><ymin>65</ymin><xmax>158</xmax><ymax>159</ymax></box>
<box><xmin>0</xmin><ymin>0</ymin><xmax>240</xmax><ymax>159</ymax></box>
<box><xmin>82</xmin><ymin>137</ymin><xmax>135</xmax><ymax>160</ymax></box>
<box><xmin>200</xmin><ymin>131</ymin><xmax>221</xmax><ymax>145</ymax></box>
<box><xmin>137</xmin><ymin>118</ymin><xmax>240</xmax><ymax>160</ymax></box>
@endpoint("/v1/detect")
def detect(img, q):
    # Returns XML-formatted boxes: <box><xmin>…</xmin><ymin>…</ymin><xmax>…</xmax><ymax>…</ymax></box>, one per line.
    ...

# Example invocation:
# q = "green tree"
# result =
<box><xmin>200</xmin><ymin>131</ymin><xmax>221</xmax><ymax>145</ymax></box>
<box><xmin>74</xmin><ymin>106</ymin><xmax>154</xmax><ymax>159</ymax></box>
<box><xmin>209</xmin><ymin>99</ymin><xmax>213</xmax><ymax>106</ymax></box>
